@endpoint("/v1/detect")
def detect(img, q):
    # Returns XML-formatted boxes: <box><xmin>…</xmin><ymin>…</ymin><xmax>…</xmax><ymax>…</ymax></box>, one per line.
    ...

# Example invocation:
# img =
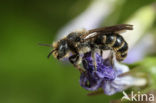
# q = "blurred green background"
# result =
<box><xmin>0</xmin><ymin>0</ymin><xmax>156</xmax><ymax>103</ymax></box>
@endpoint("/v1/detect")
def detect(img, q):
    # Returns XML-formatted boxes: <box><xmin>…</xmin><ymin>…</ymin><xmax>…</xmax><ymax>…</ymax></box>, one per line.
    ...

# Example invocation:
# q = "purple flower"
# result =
<box><xmin>80</xmin><ymin>52</ymin><xmax>146</xmax><ymax>95</ymax></box>
<box><xmin>82</xmin><ymin>52</ymin><xmax>116</xmax><ymax>80</ymax></box>
<box><xmin>80</xmin><ymin>52</ymin><xmax>116</xmax><ymax>92</ymax></box>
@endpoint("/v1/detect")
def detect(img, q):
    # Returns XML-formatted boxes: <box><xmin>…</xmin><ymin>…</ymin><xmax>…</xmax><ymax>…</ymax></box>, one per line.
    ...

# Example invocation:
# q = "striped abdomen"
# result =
<box><xmin>94</xmin><ymin>33</ymin><xmax>128</xmax><ymax>61</ymax></box>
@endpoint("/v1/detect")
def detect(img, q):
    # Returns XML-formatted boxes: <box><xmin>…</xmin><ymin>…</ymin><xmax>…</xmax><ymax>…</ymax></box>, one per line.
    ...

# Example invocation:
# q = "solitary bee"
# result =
<box><xmin>47</xmin><ymin>24</ymin><xmax>133</xmax><ymax>72</ymax></box>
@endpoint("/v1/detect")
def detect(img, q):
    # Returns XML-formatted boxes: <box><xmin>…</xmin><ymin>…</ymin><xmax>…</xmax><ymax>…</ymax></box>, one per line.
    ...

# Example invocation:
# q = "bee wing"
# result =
<box><xmin>89</xmin><ymin>24</ymin><xmax>133</xmax><ymax>34</ymax></box>
<box><xmin>82</xmin><ymin>24</ymin><xmax>133</xmax><ymax>40</ymax></box>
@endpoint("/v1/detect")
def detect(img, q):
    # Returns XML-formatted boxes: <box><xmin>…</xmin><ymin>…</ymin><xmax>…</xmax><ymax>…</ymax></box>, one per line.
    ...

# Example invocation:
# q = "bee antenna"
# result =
<box><xmin>47</xmin><ymin>50</ymin><xmax>55</xmax><ymax>59</ymax></box>
<box><xmin>38</xmin><ymin>43</ymin><xmax>52</xmax><ymax>47</ymax></box>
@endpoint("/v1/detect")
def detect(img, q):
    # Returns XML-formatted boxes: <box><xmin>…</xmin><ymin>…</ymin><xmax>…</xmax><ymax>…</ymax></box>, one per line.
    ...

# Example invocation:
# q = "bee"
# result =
<box><xmin>47</xmin><ymin>24</ymin><xmax>133</xmax><ymax>72</ymax></box>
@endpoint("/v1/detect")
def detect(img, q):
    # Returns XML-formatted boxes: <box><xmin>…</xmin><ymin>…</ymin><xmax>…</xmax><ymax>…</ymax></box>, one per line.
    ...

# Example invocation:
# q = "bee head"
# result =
<box><xmin>50</xmin><ymin>39</ymin><xmax>69</xmax><ymax>60</ymax></box>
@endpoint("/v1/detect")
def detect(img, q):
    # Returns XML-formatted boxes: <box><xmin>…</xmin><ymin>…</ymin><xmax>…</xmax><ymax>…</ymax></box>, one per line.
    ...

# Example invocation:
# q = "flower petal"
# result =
<box><xmin>80</xmin><ymin>71</ymin><xmax>102</xmax><ymax>91</ymax></box>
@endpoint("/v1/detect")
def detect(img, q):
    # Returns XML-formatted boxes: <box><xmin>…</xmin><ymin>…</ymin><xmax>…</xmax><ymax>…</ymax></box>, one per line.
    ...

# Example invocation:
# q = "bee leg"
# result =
<box><xmin>109</xmin><ymin>51</ymin><xmax>114</xmax><ymax>66</ymax></box>
<box><xmin>91</xmin><ymin>51</ymin><xmax>97</xmax><ymax>71</ymax></box>
<box><xmin>69</xmin><ymin>54</ymin><xmax>85</xmax><ymax>73</ymax></box>
<box><xmin>100</xmin><ymin>50</ymin><xmax>103</xmax><ymax>57</ymax></box>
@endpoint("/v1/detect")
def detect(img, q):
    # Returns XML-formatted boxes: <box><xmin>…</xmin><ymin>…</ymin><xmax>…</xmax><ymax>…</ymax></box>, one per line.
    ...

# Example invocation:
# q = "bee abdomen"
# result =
<box><xmin>113</xmin><ymin>35</ymin><xmax>128</xmax><ymax>61</ymax></box>
<box><xmin>112</xmin><ymin>34</ymin><xmax>123</xmax><ymax>48</ymax></box>
<box><xmin>105</xmin><ymin>33</ymin><xmax>128</xmax><ymax>61</ymax></box>
<box><xmin>116</xmin><ymin>52</ymin><xmax>128</xmax><ymax>61</ymax></box>
<box><xmin>94</xmin><ymin>33</ymin><xmax>128</xmax><ymax>61</ymax></box>
<box><xmin>105</xmin><ymin>34</ymin><xmax>116</xmax><ymax>46</ymax></box>
<box><xmin>94</xmin><ymin>35</ymin><xmax>106</xmax><ymax>45</ymax></box>
<box><xmin>117</xmin><ymin>42</ymin><xmax>128</xmax><ymax>53</ymax></box>
<box><xmin>95</xmin><ymin>34</ymin><xmax>116</xmax><ymax>46</ymax></box>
